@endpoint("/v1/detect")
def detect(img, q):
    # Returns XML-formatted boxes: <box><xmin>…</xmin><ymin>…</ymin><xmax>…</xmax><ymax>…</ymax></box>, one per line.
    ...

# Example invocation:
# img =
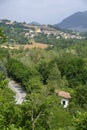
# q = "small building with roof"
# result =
<box><xmin>55</xmin><ymin>90</ymin><xmax>71</xmax><ymax>108</ymax></box>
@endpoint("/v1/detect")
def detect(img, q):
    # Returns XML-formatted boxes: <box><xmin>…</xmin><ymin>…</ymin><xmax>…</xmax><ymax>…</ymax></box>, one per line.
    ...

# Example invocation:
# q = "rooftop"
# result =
<box><xmin>56</xmin><ymin>90</ymin><xmax>71</xmax><ymax>99</ymax></box>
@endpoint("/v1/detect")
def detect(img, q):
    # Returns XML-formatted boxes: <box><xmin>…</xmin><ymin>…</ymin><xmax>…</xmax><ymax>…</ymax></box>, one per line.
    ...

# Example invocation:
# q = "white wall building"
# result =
<box><xmin>56</xmin><ymin>90</ymin><xmax>71</xmax><ymax>108</ymax></box>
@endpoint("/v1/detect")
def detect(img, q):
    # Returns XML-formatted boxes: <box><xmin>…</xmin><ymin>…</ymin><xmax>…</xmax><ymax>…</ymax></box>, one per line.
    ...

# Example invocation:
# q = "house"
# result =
<box><xmin>55</xmin><ymin>90</ymin><xmax>71</xmax><ymax>108</ymax></box>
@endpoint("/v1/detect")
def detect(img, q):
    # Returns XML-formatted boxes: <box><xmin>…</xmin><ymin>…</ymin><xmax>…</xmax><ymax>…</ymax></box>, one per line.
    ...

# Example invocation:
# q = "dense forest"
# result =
<box><xmin>0</xmin><ymin>28</ymin><xmax>87</xmax><ymax>130</ymax></box>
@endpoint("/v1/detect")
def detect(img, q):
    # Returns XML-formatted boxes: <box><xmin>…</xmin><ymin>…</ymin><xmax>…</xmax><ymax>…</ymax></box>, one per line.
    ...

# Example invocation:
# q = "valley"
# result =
<box><xmin>0</xmin><ymin>11</ymin><xmax>87</xmax><ymax>130</ymax></box>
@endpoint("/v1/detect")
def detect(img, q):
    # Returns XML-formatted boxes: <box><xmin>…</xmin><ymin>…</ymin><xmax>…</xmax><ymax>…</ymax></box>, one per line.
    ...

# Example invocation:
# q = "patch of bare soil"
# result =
<box><xmin>23</xmin><ymin>42</ymin><xmax>49</xmax><ymax>49</ymax></box>
<box><xmin>0</xmin><ymin>42</ymin><xmax>52</xmax><ymax>50</ymax></box>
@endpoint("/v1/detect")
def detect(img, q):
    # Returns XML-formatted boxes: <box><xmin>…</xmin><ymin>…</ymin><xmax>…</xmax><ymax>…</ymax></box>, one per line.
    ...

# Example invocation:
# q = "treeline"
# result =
<box><xmin>6</xmin><ymin>54</ymin><xmax>87</xmax><ymax>107</ymax></box>
<box><xmin>6</xmin><ymin>58</ymin><xmax>42</xmax><ymax>93</ymax></box>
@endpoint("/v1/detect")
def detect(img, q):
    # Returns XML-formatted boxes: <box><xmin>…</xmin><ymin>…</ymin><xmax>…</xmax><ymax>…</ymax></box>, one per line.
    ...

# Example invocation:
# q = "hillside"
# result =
<box><xmin>1</xmin><ymin>37</ymin><xmax>87</xmax><ymax>129</ymax></box>
<box><xmin>54</xmin><ymin>11</ymin><xmax>87</xmax><ymax>32</ymax></box>
<box><xmin>1</xmin><ymin>22</ymin><xmax>87</xmax><ymax>129</ymax></box>
<box><xmin>0</xmin><ymin>19</ymin><xmax>83</xmax><ymax>46</ymax></box>
<box><xmin>29</xmin><ymin>21</ymin><xmax>40</xmax><ymax>25</ymax></box>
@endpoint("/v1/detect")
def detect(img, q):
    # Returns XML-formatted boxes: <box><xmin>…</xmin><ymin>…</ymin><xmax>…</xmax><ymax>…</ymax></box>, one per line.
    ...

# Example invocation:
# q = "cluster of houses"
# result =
<box><xmin>24</xmin><ymin>25</ymin><xmax>83</xmax><ymax>40</ymax></box>
<box><xmin>0</xmin><ymin>19</ymin><xmax>83</xmax><ymax>40</ymax></box>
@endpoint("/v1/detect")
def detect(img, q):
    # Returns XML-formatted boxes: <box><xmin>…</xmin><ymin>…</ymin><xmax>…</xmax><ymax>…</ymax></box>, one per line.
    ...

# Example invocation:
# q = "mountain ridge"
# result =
<box><xmin>54</xmin><ymin>11</ymin><xmax>87</xmax><ymax>32</ymax></box>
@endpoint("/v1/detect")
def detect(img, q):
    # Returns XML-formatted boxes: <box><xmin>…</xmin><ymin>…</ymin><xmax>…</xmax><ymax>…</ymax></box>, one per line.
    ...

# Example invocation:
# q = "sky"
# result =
<box><xmin>0</xmin><ymin>0</ymin><xmax>87</xmax><ymax>24</ymax></box>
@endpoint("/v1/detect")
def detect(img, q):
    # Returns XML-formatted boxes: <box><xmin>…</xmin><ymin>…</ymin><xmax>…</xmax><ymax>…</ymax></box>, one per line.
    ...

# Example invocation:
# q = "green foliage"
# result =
<box><xmin>6</xmin><ymin>58</ymin><xmax>41</xmax><ymax>92</ymax></box>
<box><xmin>38</xmin><ymin>61</ymin><xmax>50</xmax><ymax>84</ymax></box>
<box><xmin>4</xmin><ymin>124</ymin><xmax>23</xmax><ymax>130</ymax></box>
<box><xmin>57</xmin><ymin>57</ymin><xmax>87</xmax><ymax>87</ymax></box>
<box><xmin>34</xmin><ymin>33</ymin><xmax>57</xmax><ymax>44</ymax></box>
<box><xmin>47</xmin><ymin>95</ymin><xmax>73</xmax><ymax>130</ymax></box>
<box><xmin>0</xmin><ymin>61</ymin><xmax>7</xmax><ymax>77</ymax></box>
<box><xmin>47</xmin><ymin>63</ymin><xmax>68</xmax><ymax>92</ymax></box>
<box><xmin>1</xmin><ymin>35</ymin><xmax>87</xmax><ymax>130</ymax></box>
<box><xmin>6</xmin><ymin>58</ymin><xmax>27</xmax><ymax>82</ymax></box>
<box><xmin>28</xmin><ymin>48</ymin><xmax>46</xmax><ymax>64</ymax></box>
<box><xmin>74</xmin><ymin>85</ymin><xmax>87</xmax><ymax>108</ymax></box>
<box><xmin>0</xmin><ymin>48</ymin><xmax>9</xmax><ymax>60</ymax></box>
<box><xmin>21</xmin><ymin>93</ymin><xmax>50</xmax><ymax>130</ymax></box>
<box><xmin>24</xmin><ymin>76</ymin><xmax>42</xmax><ymax>93</ymax></box>
<box><xmin>15</xmin><ymin>34</ymin><xmax>29</xmax><ymax>44</ymax></box>
<box><xmin>0</xmin><ymin>69</ymin><xmax>16</xmax><ymax>130</ymax></box>
<box><xmin>0</xmin><ymin>28</ymin><xmax>6</xmax><ymax>43</ymax></box>
<box><xmin>0</xmin><ymin>22</ymin><xmax>30</xmax><ymax>44</ymax></box>
<box><xmin>74</xmin><ymin>112</ymin><xmax>87</xmax><ymax>130</ymax></box>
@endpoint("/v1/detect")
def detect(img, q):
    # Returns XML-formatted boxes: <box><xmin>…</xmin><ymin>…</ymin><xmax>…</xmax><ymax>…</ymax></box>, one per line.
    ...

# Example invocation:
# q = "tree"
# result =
<box><xmin>58</xmin><ymin>57</ymin><xmax>87</xmax><ymax>87</ymax></box>
<box><xmin>0</xmin><ymin>61</ymin><xmax>7</xmax><ymax>78</ymax></box>
<box><xmin>24</xmin><ymin>76</ymin><xmax>42</xmax><ymax>93</ymax></box>
<box><xmin>21</xmin><ymin>93</ymin><xmax>50</xmax><ymax>130</ymax></box>
<box><xmin>0</xmin><ymin>28</ymin><xmax>6</xmax><ymax>43</ymax></box>
<box><xmin>74</xmin><ymin>112</ymin><xmax>87</xmax><ymax>130</ymax></box>
<box><xmin>38</xmin><ymin>61</ymin><xmax>50</xmax><ymax>84</ymax></box>
<box><xmin>47</xmin><ymin>63</ymin><xmax>68</xmax><ymax>93</ymax></box>
<box><xmin>3</xmin><ymin>124</ymin><xmax>23</xmax><ymax>130</ymax></box>
<box><xmin>47</xmin><ymin>63</ymin><xmax>62</xmax><ymax>92</ymax></box>
<box><xmin>74</xmin><ymin>85</ymin><xmax>87</xmax><ymax>108</ymax></box>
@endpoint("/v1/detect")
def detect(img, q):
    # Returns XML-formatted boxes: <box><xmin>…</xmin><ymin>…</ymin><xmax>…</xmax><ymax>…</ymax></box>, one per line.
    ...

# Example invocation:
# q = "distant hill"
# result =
<box><xmin>0</xmin><ymin>19</ymin><xmax>83</xmax><ymax>45</ymax></box>
<box><xmin>54</xmin><ymin>11</ymin><xmax>87</xmax><ymax>32</ymax></box>
<box><xmin>29</xmin><ymin>21</ymin><xmax>40</xmax><ymax>26</ymax></box>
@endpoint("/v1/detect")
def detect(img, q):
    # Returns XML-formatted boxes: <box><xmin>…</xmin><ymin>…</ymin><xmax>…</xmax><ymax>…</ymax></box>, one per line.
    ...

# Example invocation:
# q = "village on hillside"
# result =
<box><xmin>0</xmin><ymin>19</ymin><xmax>84</xmax><ymax>43</ymax></box>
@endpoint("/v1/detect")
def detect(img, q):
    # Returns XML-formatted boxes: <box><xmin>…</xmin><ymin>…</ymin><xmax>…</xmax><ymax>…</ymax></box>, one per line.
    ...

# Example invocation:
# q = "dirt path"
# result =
<box><xmin>8</xmin><ymin>80</ymin><xmax>26</xmax><ymax>104</ymax></box>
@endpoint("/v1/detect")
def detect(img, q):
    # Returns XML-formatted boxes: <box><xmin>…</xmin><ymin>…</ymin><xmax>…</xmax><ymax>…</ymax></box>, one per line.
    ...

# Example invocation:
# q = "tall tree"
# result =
<box><xmin>0</xmin><ymin>28</ymin><xmax>6</xmax><ymax>43</ymax></box>
<box><xmin>74</xmin><ymin>112</ymin><xmax>87</xmax><ymax>130</ymax></box>
<box><xmin>21</xmin><ymin>93</ymin><xmax>50</xmax><ymax>130</ymax></box>
<box><xmin>47</xmin><ymin>63</ymin><xmax>68</xmax><ymax>92</ymax></box>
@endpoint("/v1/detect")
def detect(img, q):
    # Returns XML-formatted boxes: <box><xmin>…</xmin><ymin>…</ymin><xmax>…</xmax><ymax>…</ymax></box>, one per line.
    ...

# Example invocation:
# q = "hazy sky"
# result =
<box><xmin>0</xmin><ymin>0</ymin><xmax>87</xmax><ymax>24</ymax></box>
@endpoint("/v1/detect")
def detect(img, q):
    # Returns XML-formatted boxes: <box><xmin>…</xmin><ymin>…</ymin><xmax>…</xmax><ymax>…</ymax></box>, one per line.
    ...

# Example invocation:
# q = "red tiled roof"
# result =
<box><xmin>57</xmin><ymin>91</ymin><xmax>71</xmax><ymax>99</ymax></box>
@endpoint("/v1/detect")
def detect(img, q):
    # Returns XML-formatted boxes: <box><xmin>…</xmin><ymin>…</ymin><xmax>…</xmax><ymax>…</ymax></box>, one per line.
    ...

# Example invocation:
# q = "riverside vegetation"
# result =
<box><xmin>1</xmin><ymin>28</ymin><xmax>87</xmax><ymax>130</ymax></box>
